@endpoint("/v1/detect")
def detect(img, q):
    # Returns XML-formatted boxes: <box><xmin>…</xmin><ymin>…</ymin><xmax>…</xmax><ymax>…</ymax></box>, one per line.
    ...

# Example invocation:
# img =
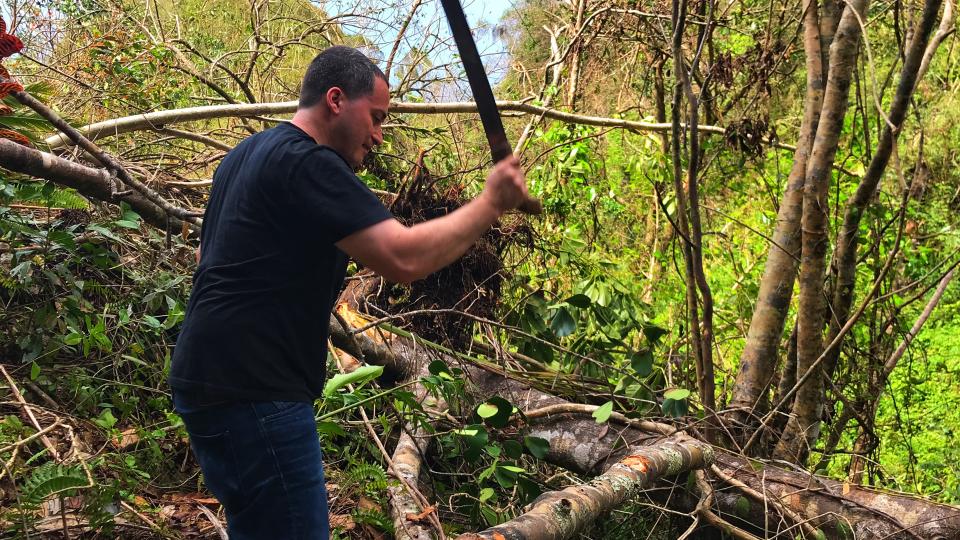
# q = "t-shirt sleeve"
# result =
<box><xmin>291</xmin><ymin>148</ymin><xmax>393</xmax><ymax>243</ymax></box>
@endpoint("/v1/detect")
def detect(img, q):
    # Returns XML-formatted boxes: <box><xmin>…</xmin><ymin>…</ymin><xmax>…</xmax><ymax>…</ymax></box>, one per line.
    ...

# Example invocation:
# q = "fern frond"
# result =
<box><xmin>344</xmin><ymin>462</ymin><xmax>389</xmax><ymax>492</ymax></box>
<box><xmin>22</xmin><ymin>463</ymin><xmax>90</xmax><ymax>505</ymax></box>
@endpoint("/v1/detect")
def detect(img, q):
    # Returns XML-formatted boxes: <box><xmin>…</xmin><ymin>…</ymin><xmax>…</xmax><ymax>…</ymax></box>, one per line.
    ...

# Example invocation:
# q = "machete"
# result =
<box><xmin>439</xmin><ymin>0</ymin><xmax>543</xmax><ymax>215</ymax></box>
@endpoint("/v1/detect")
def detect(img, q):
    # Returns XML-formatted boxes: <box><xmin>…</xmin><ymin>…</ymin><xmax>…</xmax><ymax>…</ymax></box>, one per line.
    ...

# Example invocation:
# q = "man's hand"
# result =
<box><xmin>480</xmin><ymin>156</ymin><xmax>529</xmax><ymax>213</ymax></box>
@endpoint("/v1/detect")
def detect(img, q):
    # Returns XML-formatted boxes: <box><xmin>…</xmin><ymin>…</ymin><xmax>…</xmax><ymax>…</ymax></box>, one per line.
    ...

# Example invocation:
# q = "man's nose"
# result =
<box><xmin>372</xmin><ymin>126</ymin><xmax>383</xmax><ymax>146</ymax></box>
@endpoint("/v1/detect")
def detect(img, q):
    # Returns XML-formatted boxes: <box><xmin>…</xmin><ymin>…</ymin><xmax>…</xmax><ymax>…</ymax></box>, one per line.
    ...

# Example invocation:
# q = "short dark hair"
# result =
<box><xmin>298</xmin><ymin>46</ymin><xmax>387</xmax><ymax>108</ymax></box>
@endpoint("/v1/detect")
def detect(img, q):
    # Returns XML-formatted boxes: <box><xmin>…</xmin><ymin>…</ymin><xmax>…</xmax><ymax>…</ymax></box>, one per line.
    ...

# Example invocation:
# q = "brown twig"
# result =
<box><xmin>10</xmin><ymin>90</ymin><xmax>202</xmax><ymax>227</ymax></box>
<box><xmin>0</xmin><ymin>364</ymin><xmax>60</xmax><ymax>460</ymax></box>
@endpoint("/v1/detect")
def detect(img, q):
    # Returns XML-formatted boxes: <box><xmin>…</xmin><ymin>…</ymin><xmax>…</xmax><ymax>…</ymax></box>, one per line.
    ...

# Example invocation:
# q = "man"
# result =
<box><xmin>169</xmin><ymin>46</ymin><xmax>529</xmax><ymax>539</ymax></box>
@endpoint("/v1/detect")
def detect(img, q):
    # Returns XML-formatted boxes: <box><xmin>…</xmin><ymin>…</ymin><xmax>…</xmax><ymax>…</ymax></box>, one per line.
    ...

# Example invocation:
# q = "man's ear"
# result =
<box><xmin>325</xmin><ymin>87</ymin><xmax>345</xmax><ymax>114</ymax></box>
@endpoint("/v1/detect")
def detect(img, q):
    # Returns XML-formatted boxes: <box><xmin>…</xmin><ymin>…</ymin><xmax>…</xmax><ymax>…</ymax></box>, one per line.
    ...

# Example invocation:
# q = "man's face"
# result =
<box><xmin>329</xmin><ymin>77</ymin><xmax>389</xmax><ymax>169</ymax></box>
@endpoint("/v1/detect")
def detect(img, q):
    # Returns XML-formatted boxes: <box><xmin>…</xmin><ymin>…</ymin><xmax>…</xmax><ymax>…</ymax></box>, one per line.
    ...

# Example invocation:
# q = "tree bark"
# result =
<box><xmin>822</xmin><ymin>0</ymin><xmax>944</xmax><ymax>386</ymax></box>
<box><xmin>457</xmin><ymin>439</ymin><xmax>714</xmax><ymax>540</ymax></box>
<box><xmin>728</xmin><ymin>0</ymin><xmax>825</xmax><ymax>433</ymax></box>
<box><xmin>777</xmin><ymin>0</ymin><xmax>870</xmax><ymax>463</ymax></box>
<box><xmin>0</xmin><ymin>139</ymin><xmax>193</xmax><ymax>233</ymax></box>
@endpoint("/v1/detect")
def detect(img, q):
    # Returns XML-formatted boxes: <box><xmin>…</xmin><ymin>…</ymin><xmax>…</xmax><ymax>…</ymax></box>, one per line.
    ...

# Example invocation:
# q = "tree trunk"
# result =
<box><xmin>0</xmin><ymin>139</ymin><xmax>193</xmax><ymax>233</ymax></box>
<box><xmin>777</xmin><ymin>0</ymin><xmax>870</xmax><ymax>463</ymax></box>
<box><xmin>822</xmin><ymin>0</ymin><xmax>944</xmax><ymax>384</ymax></box>
<box><xmin>728</xmin><ymin>0</ymin><xmax>825</xmax><ymax>434</ymax></box>
<box><xmin>457</xmin><ymin>439</ymin><xmax>713</xmax><ymax>540</ymax></box>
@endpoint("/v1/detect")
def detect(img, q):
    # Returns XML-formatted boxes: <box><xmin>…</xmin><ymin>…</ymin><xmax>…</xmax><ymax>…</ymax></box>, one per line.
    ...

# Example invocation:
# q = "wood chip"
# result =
<box><xmin>405</xmin><ymin>505</ymin><xmax>436</xmax><ymax>523</ymax></box>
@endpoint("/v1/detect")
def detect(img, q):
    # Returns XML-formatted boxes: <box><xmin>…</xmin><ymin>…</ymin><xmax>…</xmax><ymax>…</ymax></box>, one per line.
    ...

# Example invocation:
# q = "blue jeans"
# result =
<box><xmin>173</xmin><ymin>393</ymin><xmax>330</xmax><ymax>540</ymax></box>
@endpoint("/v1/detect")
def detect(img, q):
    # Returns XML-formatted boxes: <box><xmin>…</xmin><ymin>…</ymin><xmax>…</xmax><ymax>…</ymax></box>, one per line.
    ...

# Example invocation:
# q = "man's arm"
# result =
<box><xmin>336</xmin><ymin>156</ymin><xmax>528</xmax><ymax>284</ymax></box>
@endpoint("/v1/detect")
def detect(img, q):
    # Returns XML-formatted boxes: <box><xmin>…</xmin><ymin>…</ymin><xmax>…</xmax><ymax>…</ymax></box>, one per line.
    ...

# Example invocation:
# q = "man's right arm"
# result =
<box><xmin>336</xmin><ymin>156</ymin><xmax>529</xmax><ymax>284</ymax></box>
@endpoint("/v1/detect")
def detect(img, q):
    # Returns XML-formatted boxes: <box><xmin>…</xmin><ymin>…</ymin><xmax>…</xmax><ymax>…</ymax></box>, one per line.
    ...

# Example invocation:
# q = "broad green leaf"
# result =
<box><xmin>29</xmin><ymin>362</ymin><xmax>40</xmax><ymax>381</ymax></box>
<box><xmin>643</xmin><ymin>324</ymin><xmax>669</xmax><ymax>345</ymax></box>
<box><xmin>565</xmin><ymin>294</ymin><xmax>592</xmax><ymax>308</ymax></box>
<box><xmin>93</xmin><ymin>409</ymin><xmax>117</xmax><ymax>430</ymax></box>
<box><xmin>114</xmin><ymin>219</ymin><xmax>140</xmax><ymax>229</ymax></box>
<box><xmin>479</xmin><ymin>487</ymin><xmax>494</xmax><ymax>502</ymax></box>
<box><xmin>477</xmin><ymin>402</ymin><xmax>498</xmax><ymax>418</ymax></box>
<box><xmin>316</xmin><ymin>421</ymin><xmax>347</xmax><ymax>438</ymax></box>
<box><xmin>502</xmin><ymin>439</ymin><xmax>524</xmax><ymax>459</ymax></box>
<box><xmin>630</xmin><ymin>350</ymin><xmax>653</xmax><ymax>377</ymax></box>
<box><xmin>550</xmin><ymin>307</ymin><xmax>576</xmax><ymax>337</ymax></box>
<box><xmin>664</xmin><ymin>388</ymin><xmax>690</xmax><ymax>400</ymax></box>
<box><xmin>494</xmin><ymin>466</ymin><xmax>518</xmax><ymax>488</ymax></box>
<box><xmin>322</xmin><ymin>365</ymin><xmax>384</xmax><ymax>397</ymax></box>
<box><xmin>427</xmin><ymin>360</ymin><xmax>454</xmax><ymax>380</ymax></box>
<box><xmin>481</xmin><ymin>396</ymin><xmax>514</xmax><ymax>428</ymax></box>
<box><xmin>593</xmin><ymin>401</ymin><xmax>614</xmax><ymax>423</ymax></box>
<box><xmin>523</xmin><ymin>436</ymin><xmax>550</xmax><ymax>459</ymax></box>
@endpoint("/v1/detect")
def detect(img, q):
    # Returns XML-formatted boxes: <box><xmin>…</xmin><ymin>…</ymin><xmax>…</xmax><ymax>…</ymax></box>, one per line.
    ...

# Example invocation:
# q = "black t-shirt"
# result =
<box><xmin>169</xmin><ymin>123</ymin><xmax>392</xmax><ymax>403</ymax></box>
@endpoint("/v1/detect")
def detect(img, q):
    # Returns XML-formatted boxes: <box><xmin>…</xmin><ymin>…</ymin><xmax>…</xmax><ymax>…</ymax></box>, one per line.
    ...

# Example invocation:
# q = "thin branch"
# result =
<box><xmin>0</xmin><ymin>365</ymin><xmax>59</xmax><ymax>460</ymax></box>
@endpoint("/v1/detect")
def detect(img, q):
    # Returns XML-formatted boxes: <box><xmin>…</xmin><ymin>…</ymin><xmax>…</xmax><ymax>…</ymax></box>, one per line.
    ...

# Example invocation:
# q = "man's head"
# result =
<box><xmin>295</xmin><ymin>46</ymin><xmax>390</xmax><ymax>169</ymax></box>
<box><xmin>299</xmin><ymin>46</ymin><xmax>386</xmax><ymax>109</ymax></box>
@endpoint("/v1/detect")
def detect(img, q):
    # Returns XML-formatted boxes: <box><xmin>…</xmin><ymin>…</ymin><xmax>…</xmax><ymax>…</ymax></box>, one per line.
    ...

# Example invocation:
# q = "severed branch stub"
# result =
<box><xmin>455</xmin><ymin>439</ymin><xmax>714</xmax><ymax>540</ymax></box>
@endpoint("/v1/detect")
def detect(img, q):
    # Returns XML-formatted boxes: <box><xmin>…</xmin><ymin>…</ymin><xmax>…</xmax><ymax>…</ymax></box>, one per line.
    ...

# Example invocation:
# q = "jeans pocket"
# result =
<box><xmin>257</xmin><ymin>401</ymin><xmax>307</xmax><ymax>422</ymax></box>
<box><xmin>187</xmin><ymin>430</ymin><xmax>241</xmax><ymax>509</ymax></box>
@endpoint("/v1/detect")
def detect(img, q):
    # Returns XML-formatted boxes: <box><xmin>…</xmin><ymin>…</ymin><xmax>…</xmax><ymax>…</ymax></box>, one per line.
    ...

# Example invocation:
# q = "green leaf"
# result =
<box><xmin>482</xmin><ymin>396</ymin><xmax>515</xmax><ymax>428</ymax></box>
<box><xmin>480</xmin><ymin>505</ymin><xmax>499</xmax><ymax>526</ymax></box>
<box><xmin>502</xmin><ymin>439</ymin><xmax>524</xmax><ymax>459</ymax></box>
<box><xmin>550</xmin><ymin>307</ymin><xmax>576</xmax><ymax>337</ymax></box>
<box><xmin>93</xmin><ymin>409</ymin><xmax>117</xmax><ymax>430</ymax></box>
<box><xmin>630</xmin><ymin>350</ymin><xmax>653</xmax><ymax>377</ymax></box>
<box><xmin>46</xmin><ymin>230</ymin><xmax>75</xmax><ymax>249</ymax></box>
<box><xmin>494</xmin><ymin>466</ymin><xmax>519</xmax><ymax>488</ymax></box>
<box><xmin>316</xmin><ymin>421</ymin><xmax>347</xmax><ymax>438</ymax></box>
<box><xmin>642</xmin><ymin>324</ymin><xmax>669</xmax><ymax>345</ymax></box>
<box><xmin>664</xmin><ymin>388</ymin><xmax>690</xmax><ymax>400</ymax></box>
<box><xmin>23</xmin><ymin>463</ymin><xmax>89</xmax><ymax>505</ymax></box>
<box><xmin>662</xmin><ymin>389</ymin><xmax>690</xmax><ymax>418</ymax></box>
<box><xmin>29</xmin><ymin>362</ymin><xmax>40</xmax><ymax>381</ymax></box>
<box><xmin>592</xmin><ymin>401</ymin><xmax>614</xmax><ymax>423</ymax></box>
<box><xmin>565</xmin><ymin>294</ymin><xmax>592</xmax><ymax>308</ymax></box>
<box><xmin>323</xmin><ymin>365</ymin><xmax>384</xmax><ymax>397</ymax></box>
<box><xmin>114</xmin><ymin>219</ymin><xmax>140</xmax><ymax>230</ymax></box>
<box><xmin>427</xmin><ymin>360</ymin><xmax>454</xmax><ymax>380</ymax></box>
<box><xmin>476</xmin><ymin>402</ymin><xmax>499</xmax><ymax>419</ymax></box>
<box><xmin>523</xmin><ymin>436</ymin><xmax>550</xmax><ymax>459</ymax></box>
<box><xmin>479</xmin><ymin>487</ymin><xmax>495</xmax><ymax>503</ymax></box>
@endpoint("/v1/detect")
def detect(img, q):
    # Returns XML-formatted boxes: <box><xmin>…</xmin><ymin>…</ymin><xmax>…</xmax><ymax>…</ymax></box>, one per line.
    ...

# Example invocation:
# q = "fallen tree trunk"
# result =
<box><xmin>327</xmin><ymin>312</ymin><xmax>960</xmax><ymax>539</ymax></box>
<box><xmin>44</xmin><ymin>100</ymin><xmax>740</xmax><ymax>150</ymax></box>
<box><xmin>0</xmin><ymin>139</ymin><xmax>194</xmax><ymax>233</ymax></box>
<box><xmin>457</xmin><ymin>439</ymin><xmax>713</xmax><ymax>540</ymax></box>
